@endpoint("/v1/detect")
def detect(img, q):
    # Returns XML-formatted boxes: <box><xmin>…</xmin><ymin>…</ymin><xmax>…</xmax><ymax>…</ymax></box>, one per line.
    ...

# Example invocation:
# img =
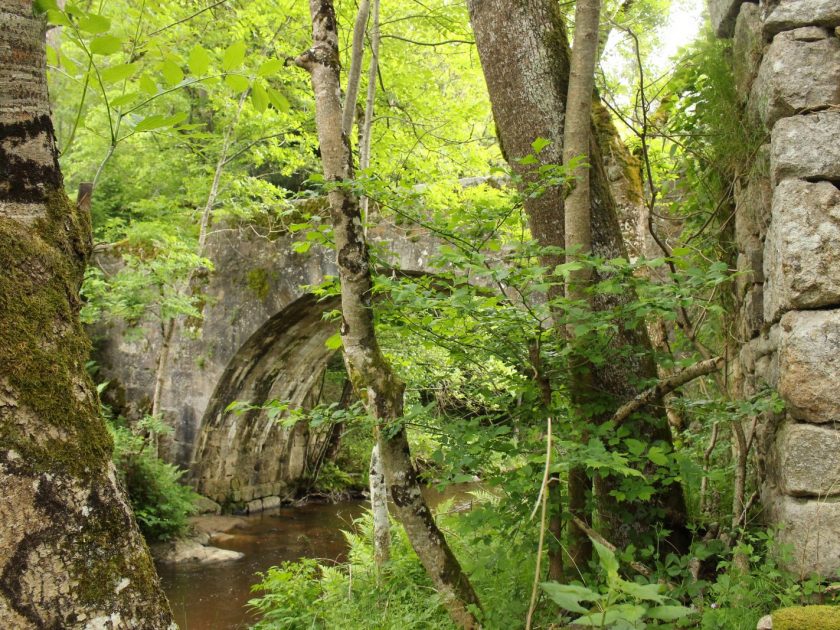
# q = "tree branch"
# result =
<box><xmin>612</xmin><ymin>356</ymin><xmax>723</xmax><ymax>426</ymax></box>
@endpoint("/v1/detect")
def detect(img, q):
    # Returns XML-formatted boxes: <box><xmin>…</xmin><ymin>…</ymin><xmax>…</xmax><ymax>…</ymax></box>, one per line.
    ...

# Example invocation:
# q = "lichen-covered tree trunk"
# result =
<box><xmin>0</xmin><ymin>2</ymin><xmax>174</xmax><ymax>627</ymax></box>
<box><xmin>467</xmin><ymin>0</ymin><xmax>690</xmax><ymax>554</ymax></box>
<box><xmin>369</xmin><ymin>442</ymin><xmax>390</xmax><ymax>567</ymax></box>
<box><xmin>291</xmin><ymin>2</ymin><xmax>481</xmax><ymax>627</ymax></box>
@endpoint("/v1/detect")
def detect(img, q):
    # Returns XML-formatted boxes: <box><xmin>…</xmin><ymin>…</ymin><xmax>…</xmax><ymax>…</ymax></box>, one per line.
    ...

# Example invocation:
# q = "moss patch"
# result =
<box><xmin>0</xmin><ymin>188</ymin><xmax>112</xmax><ymax>479</ymax></box>
<box><xmin>773</xmin><ymin>605</ymin><xmax>840</xmax><ymax>630</ymax></box>
<box><xmin>246</xmin><ymin>267</ymin><xmax>272</xmax><ymax>300</ymax></box>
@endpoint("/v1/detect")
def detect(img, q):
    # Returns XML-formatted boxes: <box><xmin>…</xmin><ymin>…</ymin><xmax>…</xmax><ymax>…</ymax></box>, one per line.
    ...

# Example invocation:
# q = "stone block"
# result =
<box><xmin>740</xmin><ymin>283</ymin><xmax>765</xmax><ymax>338</ymax></box>
<box><xmin>750</xmin><ymin>31</ymin><xmax>840</xmax><ymax>127</ymax></box>
<box><xmin>771</xmin><ymin>112</ymin><xmax>840</xmax><ymax>184</ymax></box>
<box><xmin>246</xmin><ymin>498</ymin><xmax>263</xmax><ymax>513</ymax></box>
<box><xmin>764</xmin><ymin>0</ymin><xmax>840</xmax><ymax>38</ymax></box>
<box><xmin>778</xmin><ymin>310</ymin><xmax>840</xmax><ymax>423</ymax></box>
<box><xmin>754</xmin><ymin>346</ymin><xmax>779</xmax><ymax>389</ymax></box>
<box><xmin>733</xmin><ymin>3</ymin><xmax>764</xmax><ymax>96</ymax></box>
<box><xmin>735</xmin><ymin>146</ymin><xmax>773</xmax><ymax>243</ymax></box>
<box><xmin>775</xmin><ymin>422</ymin><xmax>840</xmax><ymax>496</ymax></box>
<box><xmin>737</xmin><ymin>247</ymin><xmax>765</xmax><ymax>296</ymax></box>
<box><xmin>765</xmin><ymin>492</ymin><xmax>840</xmax><ymax>577</ymax></box>
<box><xmin>790</xmin><ymin>25</ymin><xmax>832</xmax><ymax>41</ymax></box>
<box><xmin>764</xmin><ymin>180</ymin><xmax>840</xmax><ymax>321</ymax></box>
<box><xmin>709</xmin><ymin>0</ymin><xmax>746</xmax><ymax>37</ymax></box>
<box><xmin>261</xmin><ymin>495</ymin><xmax>282</xmax><ymax>510</ymax></box>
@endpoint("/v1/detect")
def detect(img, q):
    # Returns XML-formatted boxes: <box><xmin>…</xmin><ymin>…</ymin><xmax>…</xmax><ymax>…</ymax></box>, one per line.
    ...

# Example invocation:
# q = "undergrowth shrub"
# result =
<box><xmin>107</xmin><ymin>413</ymin><xmax>198</xmax><ymax>541</ymax></box>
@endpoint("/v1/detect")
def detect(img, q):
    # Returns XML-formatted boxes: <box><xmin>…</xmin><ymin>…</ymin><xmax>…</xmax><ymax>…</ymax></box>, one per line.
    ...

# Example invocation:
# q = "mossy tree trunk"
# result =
<box><xmin>290</xmin><ymin>2</ymin><xmax>482</xmax><ymax>627</ymax></box>
<box><xmin>0</xmin><ymin>2</ymin><xmax>174</xmax><ymax>627</ymax></box>
<box><xmin>467</xmin><ymin>0</ymin><xmax>690</xmax><ymax>556</ymax></box>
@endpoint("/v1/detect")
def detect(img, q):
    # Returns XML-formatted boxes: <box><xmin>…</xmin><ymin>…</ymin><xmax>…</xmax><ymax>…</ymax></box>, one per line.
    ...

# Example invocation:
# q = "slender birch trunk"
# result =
<box><xmin>562</xmin><ymin>0</ymin><xmax>602</xmax><ymax>571</ymax></box>
<box><xmin>290</xmin><ymin>3</ymin><xmax>482</xmax><ymax>627</ymax></box>
<box><xmin>0</xmin><ymin>2</ymin><xmax>173</xmax><ymax>626</ymax></box>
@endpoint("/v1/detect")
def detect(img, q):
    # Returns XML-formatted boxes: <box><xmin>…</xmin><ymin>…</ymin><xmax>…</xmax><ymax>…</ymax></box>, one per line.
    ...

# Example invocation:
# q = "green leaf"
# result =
<box><xmin>90</xmin><ymin>35</ymin><xmax>123</xmax><ymax>55</ymax></box>
<box><xmin>258</xmin><ymin>59</ymin><xmax>283</xmax><ymax>77</ymax></box>
<box><xmin>222</xmin><ymin>41</ymin><xmax>247</xmax><ymax>71</ymax></box>
<box><xmin>135</xmin><ymin>112</ymin><xmax>186</xmax><ymax>132</ymax></box>
<box><xmin>624</xmin><ymin>438</ymin><xmax>646</xmax><ymax>457</ymax></box>
<box><xmin>135</xmin><ymin>115</ymin><xmax>168</xmax><ymax>131</ymax></box>
<box><xmin>251</xmin><ymin>81</ymin><xmax>268</xmax><ymax>113</ymax></box>
<box><xmin>325</xmin><ymin>332</ymin><xmax>343</xmax><ymax>350</ymax></box>
<box><xmin>224</xmin><ymin>74</ymin><xmax>249</xmax><ymax>92</ymax></box>
<box><xmin>187</xmin><ymin>45</ymin><xmax>211</xmax><ymax>76</ymax></box>
<box><xmin>267</xmin><ymin>87</ymin><xmax>290</xmax><ymax>113</ymax></box>
<box><xmin>100</xmin><ymin>62</ymin><xmax>138</xmax><ymax>84</ymax></box>
<box><xmin>647</xmin><ymin>446</ymin><xmax>668</xmax><ymax>466</ymax></box>
<box><xmin>110</xmin><ymin>92</ymin><xmax>139</xmax><ymax>108</ymax></box>
<box><xmin>619</xmin><ymin>580</ymin><xmax>666</xmax><ymax>603</ymax></box>
<box><xmin>292</xmin><ymin>241</ymin><xmax>311</xmax><ymax>254</ymax></box>
<box><xmin>646</xmin><ymin>605</ymin><xmax>693</xmax><ymax>621</ymax></box>
<box><xmin>574</xmin><ymin>604</ymin><xmax>645</xmax><ymax>627</ymax></box>
<box><xmin>531</xmin><ymin>137</ymin><xmax>550</xmax><ymax>153</ymax></box>
<box><xmin>34</xmin><ymin>0</ymin><xmax>59</xmax><ymax>13</ymax></box>
<box><xmin>161</xmin><ymin>60</ymin><xmax>184</xmax><ymax>86</ymax></box>
<box><xmin>139</xmin><ymin>74</ymin><xmax>157</xmax><ymax>95</ymax></box>
<box><xmin>78</xmin><ymin>13</ymin><xmax>110</xmax><ymax>34</ymax></box>
<box><xmin>45</xmin><ymin>9</ymin><xmax>71</xmax><ymax>26</ymax></box>
<box><xmin>541</xmin><ymin>582</ymin><xmax>599</xmax><ymax>615</ymax></box>
<box><xmin>592</xmin><ymin>538</ymin><xmax>620</xmax><ymax>578</ymax></box>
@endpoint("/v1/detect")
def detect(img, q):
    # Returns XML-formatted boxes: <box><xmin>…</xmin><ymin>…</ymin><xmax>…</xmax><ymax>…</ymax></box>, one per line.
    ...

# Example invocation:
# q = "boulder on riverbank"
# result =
<box><xmin>152</xmin><ymin>538</ymin><xmax>244</xmax><ymax>565</ymax></box>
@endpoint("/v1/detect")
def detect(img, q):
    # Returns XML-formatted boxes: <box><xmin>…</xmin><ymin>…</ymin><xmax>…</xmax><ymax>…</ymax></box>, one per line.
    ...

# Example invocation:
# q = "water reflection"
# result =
<box><xmin>158</xmin><ymin>500</ymin><xmax>366</xmax><ymax>630</ymax></box>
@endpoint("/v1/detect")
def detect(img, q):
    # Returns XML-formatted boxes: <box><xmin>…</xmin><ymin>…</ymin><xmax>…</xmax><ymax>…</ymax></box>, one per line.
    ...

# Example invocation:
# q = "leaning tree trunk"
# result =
<box><xmin>0</xmin><ymin>2</ymin><xmax>174</xmax><ymax>627</ymax></box>
<box><xmin>467</xmin><ymin>0</ymin><xmax>690</xmax><ymax>555</ymax></box>
<box><xmin>290</xmin><ymin>2</ymin><xmax>482</xmax><ymax>627</ymax></box>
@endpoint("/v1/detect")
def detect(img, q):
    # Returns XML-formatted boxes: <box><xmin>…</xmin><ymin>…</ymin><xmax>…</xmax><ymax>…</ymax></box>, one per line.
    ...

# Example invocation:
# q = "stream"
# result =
<box><xmin>158</xmin><ymin>486</ymin><xmax>477</xmax><ymax>629</ymax></box>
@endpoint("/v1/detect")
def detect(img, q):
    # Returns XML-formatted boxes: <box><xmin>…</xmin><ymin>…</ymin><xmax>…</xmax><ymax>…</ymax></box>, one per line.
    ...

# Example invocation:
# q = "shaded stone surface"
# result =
<box><xmin>709</xmin><ymin>0</ymin><xmax>745</xmax><ymax>37</ymax></box>
<box><xmin>764</xmin><ymin>179</ymin><xmax>840</xmax><ymax>321</ymax></box>
<box><xmin>764</xmin><ymin>492</ymin><xmax>840</xmax><ymax>577</ymax></box>
<box><xmin>764</xmin><ymin>0</ymin><xmax>840</xmax><ymax>37</ymax></box>
<box><xmin>751</xmin><ymin>30</ymin><xmax>840</xmax><ymax>127</ymax></box>
<box><xmin>777</xmin><ymin>310</ymin><xmax>840</xmax><ymax>423</ymax></box>
<box><xmin>771</xmin><ymin>112</ymin><xmax>840</xmax><ymax>184</ymax></box>
<box><xmin>734</xmin><ymin>145</ymin><xmax>772</xmax><ymax>244</ymax></box>
<box><xmin>733</xmin><ymin>3</ymin><xmax>764</xmax><ymax>97</ymax></box>
<box><xmin>775</xmin><ymin>422</ymin><xmax>840</xmax><ymax>496</ymax></box>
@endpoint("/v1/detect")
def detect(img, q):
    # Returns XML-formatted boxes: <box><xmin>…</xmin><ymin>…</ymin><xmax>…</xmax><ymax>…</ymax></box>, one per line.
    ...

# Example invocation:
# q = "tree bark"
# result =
<box><xmin>369</xmin><ymin>442</ymin><xmax>390</xmax><ymax>568</ymax></box>
<box><xmin>0</xmin><ymin>2</ymin><xmax>174</xmax><ymax>627</ymax></box>
<box><xmin>467</xmin><ymin>0</ymin><xmax>690</xmax><ymax>555</ymax></box>
<box><xmin>291</xmin><ymin>3</ymin><xmax>482</xmax><ymax>627</ymax></box>
<box><xmin>562</xmin><ymin>0</ymin><xmax>602</xmax><ymax>571</ymax></box>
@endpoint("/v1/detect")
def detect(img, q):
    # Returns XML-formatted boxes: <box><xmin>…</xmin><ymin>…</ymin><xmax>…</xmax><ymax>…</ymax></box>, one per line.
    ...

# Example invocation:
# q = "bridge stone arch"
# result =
<box><xmin>189</xmin><ymin>292</ymin><xmax>342</xmax><ymax>506</ymax></box>
<box><xmin>92</xmin><ymin>217</ymin><xmax>444</xmax><ymax>508</ymax></box>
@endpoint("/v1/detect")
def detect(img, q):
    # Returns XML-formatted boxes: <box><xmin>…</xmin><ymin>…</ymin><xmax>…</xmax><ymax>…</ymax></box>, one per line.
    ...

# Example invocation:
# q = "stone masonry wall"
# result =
<box><xmin>712</xmin><ymin>0</ymin><xmax>840</xmax><ymax>576</ymax></box>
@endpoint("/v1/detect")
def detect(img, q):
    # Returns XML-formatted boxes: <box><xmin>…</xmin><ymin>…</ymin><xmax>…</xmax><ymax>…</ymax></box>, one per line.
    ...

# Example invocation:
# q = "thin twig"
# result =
<box><xmin>526</xmin><ymin>417</ymin><xmax>553</xmax><ymax>630</ymax></box>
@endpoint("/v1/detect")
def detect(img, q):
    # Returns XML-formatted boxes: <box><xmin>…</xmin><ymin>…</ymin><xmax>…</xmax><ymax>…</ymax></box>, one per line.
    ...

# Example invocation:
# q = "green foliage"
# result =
<box><xmin>249</xmin><ymin>513</ymin><xmax>450</xmax><ymax>629</ymax></box>
<box><xmin>106</xmin><ymin>412</ymin><xmax>198</xmax><ymax>541</ymax></box>
<box><xmin>542</xmin><ymin>539</ymin><xmax>693</xmax><ymax>628</ymax></box>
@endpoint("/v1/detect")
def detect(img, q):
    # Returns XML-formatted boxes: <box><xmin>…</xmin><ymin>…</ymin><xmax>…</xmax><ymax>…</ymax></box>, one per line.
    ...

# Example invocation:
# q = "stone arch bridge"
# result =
<box><xmin>94</xmin><ymin>219</ymin><xmax>446</xmax><ymax>510</ymax></box>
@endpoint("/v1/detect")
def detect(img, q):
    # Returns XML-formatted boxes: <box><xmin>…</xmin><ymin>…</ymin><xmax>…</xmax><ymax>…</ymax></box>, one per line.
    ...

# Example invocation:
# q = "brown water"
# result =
<box><xmin>157</xmin><ymin>500</ymin><xmax>366</xmax><ymax>630</ymax></box>
<box><xmin>157</xmin><ymin>485</ymin><xmax>477</xmax><ymax>630</ymax></box>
